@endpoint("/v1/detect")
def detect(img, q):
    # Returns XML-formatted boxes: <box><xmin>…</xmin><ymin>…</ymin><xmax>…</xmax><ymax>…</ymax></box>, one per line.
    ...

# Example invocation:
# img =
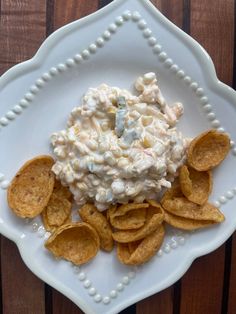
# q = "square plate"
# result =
<box><xmin>0</xmin><ymin>0</ymin><xmax>236</xmax><ymax>313</ymax></box>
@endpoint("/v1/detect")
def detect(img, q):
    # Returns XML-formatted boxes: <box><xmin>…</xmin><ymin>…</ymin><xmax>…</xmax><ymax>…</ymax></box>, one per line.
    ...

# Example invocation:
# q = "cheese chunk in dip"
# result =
<box><xmin>51</xmin><ymin>73</ymin><xmax>189</xmax><ymax>210</ymax></box>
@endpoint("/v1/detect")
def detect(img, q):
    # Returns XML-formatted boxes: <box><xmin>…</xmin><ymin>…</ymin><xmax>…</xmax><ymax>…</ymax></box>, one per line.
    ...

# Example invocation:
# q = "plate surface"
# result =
<box><xmin>0</xmin><ymin>0</ymin><xmax>236</xmax><ymax>313</ymax></box>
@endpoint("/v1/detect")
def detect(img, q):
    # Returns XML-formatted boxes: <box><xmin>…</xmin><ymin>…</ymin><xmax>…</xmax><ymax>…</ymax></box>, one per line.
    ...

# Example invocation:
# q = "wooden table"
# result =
<box><xmin>0</xmin><ymin>1</ymin><xmax>235</xmax><ymax>313</ymax></box>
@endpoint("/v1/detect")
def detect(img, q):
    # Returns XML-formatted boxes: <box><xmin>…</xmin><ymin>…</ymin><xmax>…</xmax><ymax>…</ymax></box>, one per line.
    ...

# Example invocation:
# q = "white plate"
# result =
<box><xmin>0</xmin><ymin>0</ymin><xmax>236</xmax><ymax>313</ymax></box>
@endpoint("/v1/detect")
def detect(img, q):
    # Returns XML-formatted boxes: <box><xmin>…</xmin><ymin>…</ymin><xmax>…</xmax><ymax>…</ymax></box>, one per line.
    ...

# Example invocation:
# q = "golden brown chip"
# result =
<box><xmin>79</xmin><ymin>204</ymin><xmax>114</xmax><ymax>252</ymax></box>
<box><xmin>108</xmin><ymin>202</ymin><xmax>149</xmax><ymax>230</ymax></box>
<box><xmin>148</xmin><ymin>199</ymin><xmax>164</xmax><ymax>209</ymax></box>
<box><xmin>112</xmin><ymin>204</ymin><xmax>164</xmax><ymax>243</ymax></box>
<box><xmin>179</xmin><ymin>165</ymin><xmax>212</xmax><ymax>205</ymax></box>
<box><xmin>164</xmin><ymin>210</ymin><xmax>215</xmax><ymax>230</ymax></box>
<box><xmin>106</xmin><ymin>205</ymin><xmax>116</xmax><ymax>222</ymax></box>
<box><xmin>110</xmin><ymin>208</ymin><xmax>147</xmax><ymax>230</ymax></box>
<box><xmin>117</xmin><ymin>225</ymin><xmax>165</xmax><ymax>265</ymax></box>
<box><xmin>53</xmin><ymin>179</ymin><xmax>72</xmax><ymax>201</ymax></box>
<box><xmin>109</xmin><ymin>203</ymin><xmax>149</xmax><ymax>219</ymax></box>
<box><xmin>7</xmin><ymin>155</ymin><xmax>55</xmax><ymax>218</ymax></box>
<box><xmin>160</xmin><ymin>180</ymin><xmax>184</xmax><ymax>205</ymax></box>
<box><xmin>179</xmin><ymin>166</ymin><xmax>192</xmax><ymax>197</ymax></box>
<box><xmin>118</xmin><ymin>241</ymin><xmax>143</xmax><ymax>264</ymax></box>
<box><xmin>117</xmin><ymin>243</ymin><xmax>130</xmax><ymax>264</ymax></box>
<box><xmin>42</xmin><ymin>211</ymin><xmax>71</xmax><ymax>233</ymax></box>
<box><xmin>162</xmin><ymin>198</ymin><xmax>225</xmax><ymax>222</ymax></box>
<box><xmin>187</xmin><ymin>129</ymin><xmax>230</xmax><ymax>171</ymax></box>
<box><xmin>42</xmin><ymin>194</ymin><xmax>72</xmax><ymax>232</ymax></box>
<box><xmin>45</xmin><ymin>222</ymin><xmax>100</xmax><ymax>265</ymax></box>
<box><xmin>128</xmin><ymin>240</ymin><xmax>142</xmax><ymax>254</ymax></box>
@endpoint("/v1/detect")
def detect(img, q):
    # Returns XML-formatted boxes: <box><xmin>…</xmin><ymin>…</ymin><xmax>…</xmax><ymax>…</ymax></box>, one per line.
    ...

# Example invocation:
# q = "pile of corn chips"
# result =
<box><xmin>109</xmin><ymin>200</ymin><xmax>165</xmax><ymax>265</ymax></box>
<box><xmin>7</xmin><ymin>129</ymin><xmax>230</xmax><ymax>266</ymax></box>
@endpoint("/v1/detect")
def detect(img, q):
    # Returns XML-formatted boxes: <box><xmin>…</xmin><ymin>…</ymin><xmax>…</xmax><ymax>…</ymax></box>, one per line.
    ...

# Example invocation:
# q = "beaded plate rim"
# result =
<box><xmin>0</xmin><ymin>0</ymin><xmax>236</xmax><ymax>313</ymax></box>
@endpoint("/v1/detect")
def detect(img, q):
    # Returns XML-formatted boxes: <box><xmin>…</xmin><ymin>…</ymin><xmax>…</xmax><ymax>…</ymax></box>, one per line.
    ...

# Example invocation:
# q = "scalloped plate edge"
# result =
<box><xmin>0</xmin><ymin>1</ymin><xmax>236</xmax><ymax>313</ymax></box>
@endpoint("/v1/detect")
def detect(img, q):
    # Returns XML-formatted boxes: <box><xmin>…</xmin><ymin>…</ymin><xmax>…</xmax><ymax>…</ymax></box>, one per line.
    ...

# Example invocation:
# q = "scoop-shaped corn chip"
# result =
<box><xmin>107</xmin><ymin>205</ymin><xmax>116</xmax><ymax>222</ymax></box>
<box><xmin>42</xmin><ymin>194</ymin><xmax>72</xmax><ymax>232</ymax></box>
<box><xmin>79</xmin><ymin>204</ymin><xmax>113</xmax><ymax>252</ymax></box>
<box><xmin>112</xmin><ymin>204</ymin><xmax>164</xmax><ymax>243</ymax></box>
<box><xmin>109</xmin><ymin>203</ymin><xmax>149</xmax><ymax>219</ymax></box>
<box><xmin>53</xmin><ymin>179</ymin><xmax>73</xmax><ymax>201</ymax></box>
<box><xmin>110</xmin><ymin>208</ymin><xmax>147</xmax><ymax>230</ymax></box>
<box><xmin>187</xmin><ymin>130</ymin><xmax>230</xmax><ymax>171</ymax></box>
<box><xmin>106</xmin><ymin>206</ymin><xmax>114</xmax><ymax>223</ymax></box>
<box><xmin>160</xmin><ymin>180</ymin><xmax>184</xmax><ymax>205</ymax></box>
<box><xmin>45</xmin><ymin>222</ymin><xmax>100</xmax><ymax>265</ymax></box>
<box><xmin>7</xmin><ymin>155</ymin><xmax>55</xmax><ymax>218</ymax></box>
<box><xmin>179</xmin><ymin>166</ymin><xmax>192</xmax><ymax>196</ymax></box>
<box><xmin>162</xmin><ymin>197</ymin><xmax>225</xmax><ymax>222</ymax></box>
<box><xmin>107</xmin><ymin>203</ymin><xmax>147</xmax><ymax>229</ymax></box>
<box><xmin>180</xmin><ymin>165</ymin><xmax>212</xmax><ymax>205</ymax></box>
<box><xmin>117</xmin><ymin>225</ymin><xmax>165</xmax><ymax>265</ymax></box>
<box><xmin>164</xmin><ymin>210</ymin><xmax>215</xmax><ymax>230</ymax></box>
<box><xmin>128</xmin><ymin>240</ymin><xmax>142</xmax><ymax>254</ymax></box>
<box><xmin>148</xmin><ymin>199</ymin><xmax>164</xmax><ymax>209</ymax></box>
<box><xmin>108</xmin><ymin>203</ymin><xmax>149</xmax><ymax>230</ymax></box>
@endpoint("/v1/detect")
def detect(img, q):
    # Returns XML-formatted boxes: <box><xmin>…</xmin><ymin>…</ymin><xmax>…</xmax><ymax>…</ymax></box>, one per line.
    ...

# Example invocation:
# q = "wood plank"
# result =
<box><xmin>229</xmin><ymin>236</ymin><xmax>236</xmax><ymax>314</ymax></box>
<box><xmin>98</xmin><ymin>0</ymin><xmax>113</xmax><ymax>9</ymax></box>
<box><xmin>137</xmin><ymin>1</ymin><xmax>183</xmax><ymax>312</ymax></box>
<box><xmin>0</xmin><ymin>1</ymin><xmax>47</xmax><ymax>313</ymax></box>
<box><xmin>151</xmin><ymin>0</ymin><xmax>183</xmax><ymax>28</ymax></box>
<box><xmin>51</xmin><ymin>1</ymin><xmax>98</xmax><ymax>312</ymax></box>
<box><xmin>136</xmin><ymin>288</ymin><xmax>173</xmax><ymax>314</ymax></box>
<box><xmin>1</xmin><ymin>237</ymin><xmax>45</xmax><ymax>314</ymax></box>
<box><xmin>180</xmin><ymin>247</ymin><xmax>225</xmax><ymax>314</ymax></box>
<box><xmin>52</xmin><ymin>290</ymin><xmax>84</xmax><ymax>314</ymax></box>
<box><xmin>228</xmin><ymin>8</ymin><xmax>236</xmax><ymax>312</ymax></box>
<box><xmin>180</xmin><ymin>1</ymin><xmax>234</xmax><ymax>312</ymax></box>
<box><xmin>53</xmin><ymin>0</ymin><xmax>98</xmax><ymax>30</ymax></box>
<box><xmin>0</xmin><ymin>0</ymin><xmax>46</xmax><ymax>75</ymax></box>
<box><xmin>150</xmin><ymin>0</ymin><xmax>162</xmax><ymax>11</ymax></box>
<box><xmin>189</xmin><ymin>0</ymin><xmax>234</xmax><ymax>85</ymax></box>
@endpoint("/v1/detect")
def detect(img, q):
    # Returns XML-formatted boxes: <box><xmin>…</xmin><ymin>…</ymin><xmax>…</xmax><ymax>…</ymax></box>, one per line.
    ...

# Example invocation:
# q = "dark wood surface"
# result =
<box><xmin>0</xmin><ymin>0</ymin><xmax>235</xmax><ymax>313</ymax></box>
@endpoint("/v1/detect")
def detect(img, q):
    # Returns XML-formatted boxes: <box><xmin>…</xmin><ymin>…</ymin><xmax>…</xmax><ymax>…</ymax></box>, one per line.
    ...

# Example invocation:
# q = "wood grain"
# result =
<box><xmin>0</xmin><ymin>0</ymin><xmax>235</xmax><ymax>313</ymax></box>
<box><xmin>0</xmin><ymin>0</ymin><xmax>47</xmax><ymax>74</ymax></box>
<box><xmin>0</xmin><ymin>1</ymin><xmax>47</xmax><ymax>313</ymax></box>
<box><xmin>150</xmin><ymin>0</ymin><xmax>161</xmax><ymax>9</ymax></box>
<box><xmin>227</xmin><ymin>1</ymin><xmax>236</xmax><ymax>311</ymax></box>
<box><xmin>189</xmin><ymin>0</ymin><xmax>234</xmax><ymax>85</ymax></box>
<box><xmin>180</xmin><ymin>247</ymin><xmax>225</xmax><ymax>314</ymax></box>
<box><xmin>52</xmin><ymin>290</ymin><xmax>82</xmax><ymax>314</ymax></box>
<box><xmin>229</xmin><ymin>236</ymin><xmax>236</xmax><ymax>313</ymax></box>
<box><xmin>180</xmin><ymin>1</ymin><xmax>234</xmax><ymax>313</ymax></box>
<box><xmin>162</xmin><ymin>1</ymin><xmax>183</xmax><ymax>29</ymax></box>
<box><xmin>136</xmin><ymin>288</ymin><xmax>173</xmax><ymax>314</ymax></box>
<box><xmin>53</xmin><ymin>0</ymin><xmax>98</xmax><ymax>30</ymax></box>
<box><xmin>1</xmin><ymin>238</ymin><xmax>45</xmax><ymax>314</ymax></box>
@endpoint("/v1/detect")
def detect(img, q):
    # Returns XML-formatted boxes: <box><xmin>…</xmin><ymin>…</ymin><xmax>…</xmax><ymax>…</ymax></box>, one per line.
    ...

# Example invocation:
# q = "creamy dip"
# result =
<box><xmin>51</xmin><ymin>73</ymin><xmax>189</xmax><ymax>210</ymax></box>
